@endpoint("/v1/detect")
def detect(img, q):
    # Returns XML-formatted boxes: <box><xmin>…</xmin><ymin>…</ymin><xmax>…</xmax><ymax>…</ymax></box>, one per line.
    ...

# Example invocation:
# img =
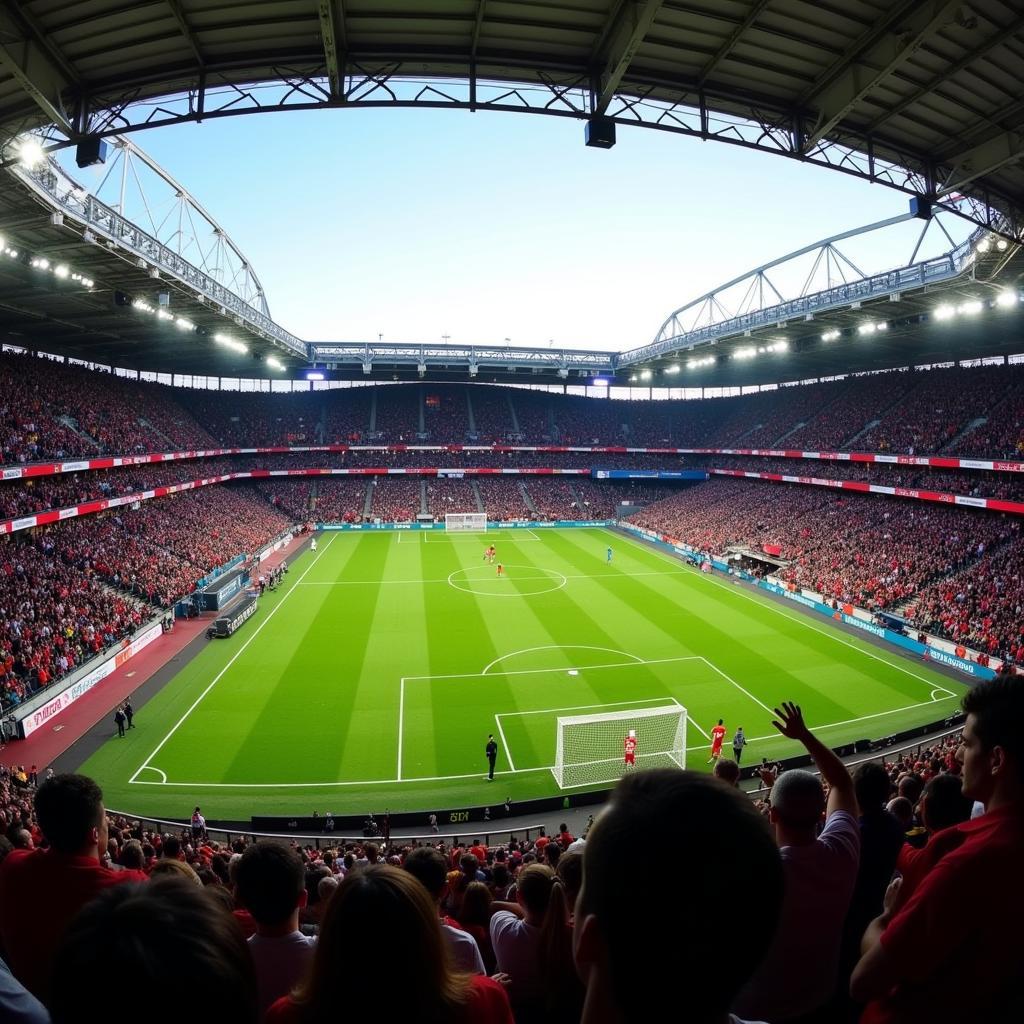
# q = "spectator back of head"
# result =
<box><xmin>234</xmin><ymin>842</ymin><xmax>306</xmax><ymax>926</ymax></box>
<box><xmin>403</xmin><ymin>846</ymin><xmax>448</xmax><ymax>900</ymax></box>
<box><xmin>34</xmin><ymin>774</ymin><xmax>104</xmax><ymax>854</ymax></box>
<box><xmin>920</xmin><ymin>770</ymin><xmax>973</xmax><ymax>831</ymax></box>
<box><xmin>51</xmin><ymin>879</ymin><xmax>258</xmax><ymax>1024</ymax></box>
<box><xmin>854</xmin><ymin>761</ymin><xmax>893</xmax><ymax>812</ymax></box>
<box><xmin>769</xmin><ymin>768</ymin><xmax>825</xmax><ymax>832</ymax></box>
<box><xmin>575</xmin><ymin>769</ymin><xmax>783</xmax><ymax>1023</ymax></box>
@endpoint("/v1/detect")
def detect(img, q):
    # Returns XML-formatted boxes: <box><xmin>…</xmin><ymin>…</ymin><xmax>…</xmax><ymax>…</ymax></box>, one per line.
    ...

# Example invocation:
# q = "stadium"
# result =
<box><xmin>1</xmin><ymin>3</ymin><xmax>1023</xmax><ymax>1022</ymax></box>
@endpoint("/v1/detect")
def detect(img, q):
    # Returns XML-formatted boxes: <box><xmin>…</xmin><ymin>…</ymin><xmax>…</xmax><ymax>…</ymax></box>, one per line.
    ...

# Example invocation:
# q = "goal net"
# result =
<box><xmin>445</xmin><ymin>512</ymin><xmax>487</xmax><ymax>532</ymax></box>
<box><xmin>552</xmin><ymin>704</ymin><xmax>687</xmax><ymax>789</ymax></box>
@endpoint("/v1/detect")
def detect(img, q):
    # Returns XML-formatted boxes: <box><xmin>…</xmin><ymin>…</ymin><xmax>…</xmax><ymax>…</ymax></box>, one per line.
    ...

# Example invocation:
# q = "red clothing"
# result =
<box><xmin>266</xmin><ymin>974</ymin><xmax>513</xmax><ymax>1024</ymax></box>
<box><xmin>233</xmin><ymin>907</ymin><xmax>258</xmax><ymax>938</ymax></box>
<box><xmin>862</xmin><ymin>804</ymin><xmax>1024</xmax><ymax>1024</ymax></box>
<box><xmin>710</xmin><ymin>725</ymin><xmax>727</xmax><ymax>754</ymax></box>
<box><xmin>0</xmin><ymin>848</ymin><xmax>147</xmax><ymax>1000</ymax></box>
<box><xmin>469</xmin><ymin>844</ymin><xmax>487</xmax><ymax>863</ymax></box>
<box><xmin>892</xmin><ymin>824</ymin><xmax>969</xmax><ymax>906</ymax></box>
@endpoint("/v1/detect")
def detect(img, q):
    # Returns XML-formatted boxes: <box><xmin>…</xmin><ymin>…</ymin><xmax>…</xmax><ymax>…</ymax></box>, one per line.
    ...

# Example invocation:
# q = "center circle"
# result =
<box><xmin>447</xmin><ymin>564</ymin><xmax>567</xmax><ymax>597</ymax></box>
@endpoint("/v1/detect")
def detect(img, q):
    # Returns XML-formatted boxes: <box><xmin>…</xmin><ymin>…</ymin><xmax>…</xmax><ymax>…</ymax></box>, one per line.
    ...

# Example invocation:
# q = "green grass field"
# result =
<box><xmin>78</xmin><ymin>527</ymin><xmax>967</xmax><ymax>821</ymax></box>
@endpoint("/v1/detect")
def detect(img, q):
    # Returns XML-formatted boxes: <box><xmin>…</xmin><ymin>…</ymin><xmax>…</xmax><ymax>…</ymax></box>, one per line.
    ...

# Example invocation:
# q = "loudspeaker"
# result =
<box><xmin>585</xmin><ymin>117</ymin><xmax>616</xmax><ymax>149</ymax></box>
<box><xmin>909</xmin><ymin>196</ymin><xmax>932</xmax><ymax>220</ymax></box>
<box><xmin>76</xmin><ymin>137</ymin><xmax>108</xmax><ymax>168</ymax></box>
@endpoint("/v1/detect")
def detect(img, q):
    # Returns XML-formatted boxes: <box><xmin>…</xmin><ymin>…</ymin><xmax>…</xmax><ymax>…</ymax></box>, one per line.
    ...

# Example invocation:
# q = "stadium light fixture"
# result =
<box><xmin>17</xmin><ymin>137</ymin><xmax>44</xmax><ymax>169</ymax></box>
<box><xmin>858</xmin><ymin>323</ymin><xmax>877</xmax><ymax>335</ymax></box>
<box><xmin>996</xmin><ymin>290</ymin><xmax>1018</xmax><ymax>309</ymax></box>
<box><xmin>156</xmin><ymin>309</ymin><xmax>174</xmax><ymax>321</ymax></box>
<box><xmin>821</xmin><ymin>329</ymin><xmax>841</xmax><ymax>342</ymax></box>
<box><xmin>958</xmin><ymin>300</ymin><xmax>983</xmax><ymax>315</ymax></box>
<box><xmin>976</xmin><ymin>240</ymin><xmax>991</xmax><ymax>254</ymax></box>
<box><xmin>996</xmin><ymin>239</ymin><xmax>1009</xmax><ymax>251</ymax></box>
<box><xmin>665</xmin><ymin>364</ymin><xmax>680</xmax><ymax>374</ymax></box>
<box><xmin>174</xmin><ymin>317</ymin><xmax>194</xmax><ymax>331</ymax></box>
<box><xmin>733</xmin><ymin>346</ymin><xmax>757</xmax><ymax>360</ymax></box>
<box><xmin>213</xmin><ymin>332</ymin><xmax>248</xmax><ymax>354</ymax></box>
<box><xmin>640</xmin><ymin>369</ymin><xmax>652</xmax><ymax>381</ymax></box>
<box><xmin>266</xmin><ymin>356</ymin><xmax>284</xmax><ymax>371</ymax></box>
<box><xmin>934</xmin><ymin>304</ymin><xmax>956</xmax><ymax>320</ymax></box>
<box><xmin>306</xmin><ymin>371</ymin><xmax>325</xmax><ymax>381</ymax></box>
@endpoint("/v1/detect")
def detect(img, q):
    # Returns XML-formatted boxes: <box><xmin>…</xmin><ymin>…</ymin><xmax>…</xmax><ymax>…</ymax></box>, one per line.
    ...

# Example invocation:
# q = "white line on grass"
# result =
<box><xmin>698</xmin><ymin>657</ymin><xmax>776</xmax><ymax>714</ymax></box>
<box><xmin>494</xmin><ymin>714</ymin><xmax>517</xmax><ymax>772</ymax></box>
<box><xmin>133</xmin><ymin>694</ymin><xmax>958</xmax><ymax>790</ymax></box>
<box><xmin>496</xmin><ymin>696</ymin><xmax>682</xmax><ymax>719</ymax></box>
<box><xmin>401</xmin><ymin>654</ymin><xmax>702</xmax><ymax>683</ymax></box>
<box><xmin>129</xmin><ymin>533</ymin><xmax>338</xmax><ymax>785</ymax></box>
<box><xmin>625</xmin><ymin>534</ymin><xmax>961</xmax><ymax>699</ymax></box>
<box><xmin>397</xmin><ymin>678</ymin><xmax>406</xmax><ymax>781</ymax></box>
<box><xmin>295</xmin><ymin>568</ymin><xmax>688</xmax><ymax>586</ymax></box>
<box><xmin>481</xmin><ymin>645</ymin><xmax>644</xmax><ymax>675</ymax></box>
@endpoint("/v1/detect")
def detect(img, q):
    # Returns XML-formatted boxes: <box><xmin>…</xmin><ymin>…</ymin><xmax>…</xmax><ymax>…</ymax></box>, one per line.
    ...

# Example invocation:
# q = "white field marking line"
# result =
<box><xmin>494</xmin><ymin>714</ymin><xmax>517</xmax><ymax>772</ymax></box>
<box><xmin>397</xmin><ymin>677</ymin><xmax>406</xmax><ymax>781</ymax></box>
<box><xmin>137</xmin><ymin>766</ymin><xmax>167</xmax><ymax>783</ymax></box>
<box><xmin>295</xmin><ymin>568</ymin><xmax>688</xmax><ymax>586</ymax></box>
<box><xmin>624</xmin><ymin>535</ymin><xmax>960</xmax><ymax>699</ymax></box>
<box><xmin>697</xmin><ymin>656</ymin><xmax>776</xmax><ymax>714</ymax></box>
<box><xmin>401</xmin><ymin>654</ymin><xmax>702</xmax><ymax>683</ymax></box>
<box><xmin>740</xmin><ymin>694</ymin><xmax>960</xmax><ymax>745</ymax></box>
<box><xmin>447</xmin><ymin>564</ymin><xmax>567</xmax><ymax>599</ymax></box>
<box><xmin>131</xmin><ymin>695</ymin><xmax>960</xmax><ymax>790</ymax></box>
<box><xmin>495</xmin><ymin>696</ymin><xmax>682</xmax><ymax>720</ymax></box>
<box><xmin>481</xmin><ymin>645</ymin><xmax>644</xmax><ymax>675</ymax></box>
<box><xmin>127</xmin><ymin>533</ymin><xmax>339</xmax><ymax>785</ymax></box>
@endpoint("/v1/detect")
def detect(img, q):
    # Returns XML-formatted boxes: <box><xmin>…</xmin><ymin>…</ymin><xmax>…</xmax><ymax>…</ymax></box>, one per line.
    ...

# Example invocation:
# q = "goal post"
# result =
<box><xmin>552</xmin><ymin>704</ymin><xmax>687</xmax><ymax>789</ymax></box>
<box><xmin>445</xmin><ymin>512</ymin><xmax>487</xmax><ymax>532</ymax></box>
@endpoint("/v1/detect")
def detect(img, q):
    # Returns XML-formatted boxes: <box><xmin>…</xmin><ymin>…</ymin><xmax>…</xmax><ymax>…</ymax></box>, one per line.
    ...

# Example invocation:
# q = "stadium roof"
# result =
<box><xmin>0</xmin><ymin>1</ymin><xmax>1021</xmax><ymax>237</ymax></box>
<box><xmin>1</xmin><ymin>2</ymin><xmax>1023</xmax><ymax>384</ymax></box>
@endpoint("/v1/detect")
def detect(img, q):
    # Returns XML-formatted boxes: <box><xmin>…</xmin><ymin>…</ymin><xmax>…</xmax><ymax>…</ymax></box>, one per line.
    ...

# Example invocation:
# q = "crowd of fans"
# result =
<box><xmin>2</xmin><ymin>674</ymin><xmax>1023</xmax><ymax>1023</ymax></box>
<box><xmin>1</xmin><ymin>539</ymin><xmax>147</xmax><ymax>709</ymax></box>
<box><xmin>628</xmin><ymin>478</ymin><xmax>1024</xmax><ymax>657</ymax></box>
<box><xmin>475</xmin><ymin>479</ymin><xmax>532</xmax><ymax>521</ymax></box>
<box><xmin>1</xmin><ymin>485</ymin><xmax>292</xmax><ymax>709</ymax></box>
<box><xmin>4</xmin><ymin>354</ymin><xmax>1024</xmax><ymax>459</ymax></box>
<box><xmin>368</xmin><ymin>478</ymin><xmax>423</xmax><ymax>521</ymax></box>
<box><xmin>425</xmin><ymin>479</ymin><xmax>480</xmax><ymax>517</ymax></box>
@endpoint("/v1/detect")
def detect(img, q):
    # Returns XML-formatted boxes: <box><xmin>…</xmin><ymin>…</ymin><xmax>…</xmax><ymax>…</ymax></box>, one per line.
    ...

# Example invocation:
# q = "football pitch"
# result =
<box><xmin>78</xmin><ymin>528</ymin><xmax>967</xmax><ymax>821</ymax></box>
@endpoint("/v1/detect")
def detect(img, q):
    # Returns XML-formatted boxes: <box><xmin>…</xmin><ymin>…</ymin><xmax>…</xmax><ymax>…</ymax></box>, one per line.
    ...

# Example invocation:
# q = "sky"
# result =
<box><xmin>60</xmin><ymin>107</ymin><xmax>972</xmax><ymax>353</ymax></box>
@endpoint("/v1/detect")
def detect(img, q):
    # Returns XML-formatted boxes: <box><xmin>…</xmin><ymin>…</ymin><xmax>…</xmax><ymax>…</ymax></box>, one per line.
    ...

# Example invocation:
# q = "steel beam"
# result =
<box><xmin>801</xmin><ymin>0</ymin><xmax>960</xmax><ymax>150</ymax></box>
<box><xmin>590</xmin><ymin>0</ymin><xmax>664</xmax><ymax>116</ymax></box>
<box><xmin>318</xmin><ymin>0</ymin><xmax>347</xmax><ymax>100</ymax></box>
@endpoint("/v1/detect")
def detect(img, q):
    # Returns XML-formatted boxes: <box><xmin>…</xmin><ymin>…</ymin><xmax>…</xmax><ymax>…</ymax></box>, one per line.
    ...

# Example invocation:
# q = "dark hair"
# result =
<box><xmin>33</xmin><ymin>774</ymin><xmax>104</xmax><ymax>854</ymax></box>
<box><xmin>293</xmin><ymin>866</ymin><xmax>472</xmax><ymax>1020</ymax></box>
<box><xmin>161</xmin><ymin>835</ymin><xmax>181</xmax><ymax>859</ymax></box>
<box><xmin>963</xmin><ymin>676</ymin><xmax>1024</xmax><ymax>782</ymax></box>
<box><xmin>578</xmin><ymin>769</ymin><xmax>783</xmax><ymax>1020</ymax></box>
<box><xmin>555</xmin><ymin>850</ymin><xmax>583</xmax><ymax>905</ymax></box>
<box><xmin>50</xmin><ymin>880</ymin><xmax>258</xmax><ymax>1024</ymax></box>
<box><xmin>921</xmin><ymin>772</ymin><xmax>974</xmax><ymax>832</ymax></box>
<box><xmin>854</xmin><ymin>761</ymin><xmax>893</xmax><ymax>810</ymax></box>
<box><xmin>517</xmin><ymin>863</ymin><xmax>578</xmax><ymax>1015</ymax></box>
<box><xmin>234</xmin><ymin>842</ymin><xmax>305</xmax><ymax>926</ymax></box>
<box><xmin>713</xmin><ymin>758</ymin><xmax>741</xmax><ymax>786</ymax></box>
<box><xmin>121</xmin><ymin>840</ymin><xmax>145</xmax><ymax>870</ymax></box>
<box><xmin>403</xmin><ymin>846</ymin><xmax>448</xmax><ymax>899</ymax></box>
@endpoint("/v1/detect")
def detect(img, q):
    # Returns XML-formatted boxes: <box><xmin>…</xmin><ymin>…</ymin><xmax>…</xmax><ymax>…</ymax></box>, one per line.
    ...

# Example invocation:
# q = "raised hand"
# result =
<box><xmin>771</xmin><ymin>701</ymin><xmax>812</xmax><ymax>742</ymax></box>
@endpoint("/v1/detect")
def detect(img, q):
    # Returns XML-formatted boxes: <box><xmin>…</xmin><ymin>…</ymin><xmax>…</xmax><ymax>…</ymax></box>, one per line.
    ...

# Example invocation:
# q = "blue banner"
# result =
<box><xmin>591</xmin><ymin>469</ymin><xmax>708</xmax><ymax>480</ymax></box>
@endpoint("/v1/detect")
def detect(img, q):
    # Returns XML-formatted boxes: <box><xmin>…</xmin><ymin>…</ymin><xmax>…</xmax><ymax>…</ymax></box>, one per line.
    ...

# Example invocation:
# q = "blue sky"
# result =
<box><xmin>65</xmin><ymin>108</ymin><xmax>970</xmax><ymax>351</ymax></box>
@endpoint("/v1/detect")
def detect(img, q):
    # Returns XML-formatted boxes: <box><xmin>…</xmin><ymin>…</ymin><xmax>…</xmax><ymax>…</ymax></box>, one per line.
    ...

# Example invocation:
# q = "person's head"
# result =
<box><xmin>854</xmin><ymin>761</ymin><xmax>893</xmax><ymax>812</ymax></box>
<box><xmin>543</xmin><ymin>841</ymin><xmax>562</xmax><ymax>869</ymax></box>
<box><xmin>919</xmin><ymin>772</ymin><xmax>974</xmax><ymax>832</ymax></box>
<box><xmin>120</xmin><ymin>840</ymin><xmax>145</xmax><ymax>871</ymax></box>
<box><xmin>717</xmin><ymin>718</ymin><xmax>723</xmax><ymax>726</ymax></box>
<box><xmin>574</xmin><ymin>769</ymin><xmax>783</xmax><ymax>1024</ymax></box>
<box><xmin>559</xmin><ymin>823</ymin><xmax>568</xmax><ymax>834</ymax></box>
<box><xmin>886</xmin><ymin>796</ymin><xmax>914</xmax><ymax>829</ymax></box>
<box><xmin>317</xmin><ymin>874</ymin><xmax>339</xmax><ymax>904</ymax></box>
<box><xmin>897</xmin><ymin>772</ymin><xmax>924</xmax><ymax>804</ymax></box>
<box><xmin>768</xmin><ymin>768</ymin><xmax>825</xmax><ymax>840</ymax></box>
<box><xmin>959</xmin><ymin>677</ymin><xmax>1024</xmax><ymax>806</ymax></box>
<box><xmin>34</xmin><ymin>774</ymin><xmax>106</xmax><ymax>856</ymax></box>
<box><xmin>50</xmin><ymin>880</ymin><xmax>258</xmax><ymax>1024</ymax></box>
<box><xmin>402</xmin><ymin>845</ymin><xmax>448</xmax><ymax>902</ymax></box>
<box><xmin>234</xmin><ymin>841</ymin><xmax>306</xmax><ymax>928</ymax></box>
<box><xmin>459</xmin><ymin>880</ymin><xmax>492</xmax><ymax>926</ymax></box>
<box><xmin>556</xmin><ymin>850</ymin><xmax>583</xmax><ymax>905</ymax></box>
<box><xmin>161</xmin><ymin>835</ymin><xmax>181</xmax><ymax>860</ymax></box>
<box><xmin>459</xmin><ymin>852</ymin><xmax>480</xmax><ymax>877</ymax></box>
<box><xmin>149</xmin><ymin>858</ymin><xmax>202</xmax><ymax>886</ymax></box>
<box><xmin>713</xmin><ymin>758</ymin><xmax>740</xmax><ymax>787</ymax></box>
<box><xmin>293</xmin><ymin>865</ymin><xmax>469</xmax><ymax>1017</ymax></box>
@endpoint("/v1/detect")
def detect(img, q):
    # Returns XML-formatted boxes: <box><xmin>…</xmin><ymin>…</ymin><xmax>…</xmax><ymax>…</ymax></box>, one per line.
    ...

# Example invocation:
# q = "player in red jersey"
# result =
<box><xmin>624</xmin><ymin>730</ymin><xmax>637</xmax><ymax>767</ymax></box>
<box><xmin>496</xmin><ymin>563</ymin><xmax>504</xmax><ymax>577</ymax></box>
<box><xmin>484</xmin><ymin>544</ymin><xmax>496</xmax><ymax>563</ymax></box>
<box><xmin>707</xmin><ymin>718</ymin><xmax>727</xmax><ymax>764</ymax></box>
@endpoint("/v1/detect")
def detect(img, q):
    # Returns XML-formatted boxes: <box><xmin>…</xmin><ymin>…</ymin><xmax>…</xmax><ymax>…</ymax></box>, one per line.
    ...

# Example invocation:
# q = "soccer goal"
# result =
<box><xmin>445</xmin><ymin>512</ymin><xmax>487</xmax><ymax>532</ymax></box>
<box><xmin>552</xmin><ymin>704</ymin><xmax>687</xmax><ymax>789</ymax></box>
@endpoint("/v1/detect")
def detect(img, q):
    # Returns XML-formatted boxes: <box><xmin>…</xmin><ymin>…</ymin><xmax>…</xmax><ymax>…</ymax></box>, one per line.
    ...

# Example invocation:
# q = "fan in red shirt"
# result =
<box><xmin>0</xmin><ymin>774</ymin><xmax>147</xmax><ymax>1002</ymax></box>
<box><xmin>624</xmin><ymin>730</ymin><xmax>637</xmax><ymax>766</ymax></box>
<box><xmin>707</xmin><ymin>719</ymin><xmax>727</xmax><ymax>764</ymax></box>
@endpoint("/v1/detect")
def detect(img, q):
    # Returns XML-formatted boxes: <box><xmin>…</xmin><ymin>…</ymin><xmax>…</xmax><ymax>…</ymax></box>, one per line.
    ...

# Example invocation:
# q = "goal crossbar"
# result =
<box><xmin>445</xmin><ymin>512</ymin><xmax>487</xmax><ymax>532</ymax></box>
<box><xmin>552</xmin><ymin>703</ymin><xmax>687</xmax><ymax>789</ymax></box>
